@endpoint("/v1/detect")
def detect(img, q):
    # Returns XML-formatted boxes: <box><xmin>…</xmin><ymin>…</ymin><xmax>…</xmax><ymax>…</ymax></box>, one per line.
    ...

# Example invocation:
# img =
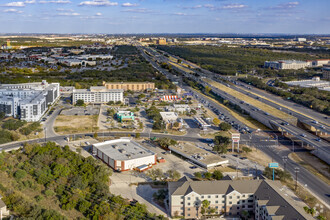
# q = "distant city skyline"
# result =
<box><xmin>0</xmin><ymin>0</ymin><xmax>329</xmax><ymax>34</ymax></box>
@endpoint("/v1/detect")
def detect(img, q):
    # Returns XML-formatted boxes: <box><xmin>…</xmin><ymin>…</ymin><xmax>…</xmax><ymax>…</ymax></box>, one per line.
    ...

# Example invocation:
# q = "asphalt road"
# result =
<box><xmin>138</xmin><ymin>43</ymin><xmax>330</xmax><ymax>206</ymax></box>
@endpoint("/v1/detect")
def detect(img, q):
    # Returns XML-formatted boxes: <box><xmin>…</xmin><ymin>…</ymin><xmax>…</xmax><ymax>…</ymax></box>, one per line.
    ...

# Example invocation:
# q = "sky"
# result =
<box><xmin>0</xmin><ymin>0</ymin><xmax>329</xmax><ymax>34</ymax></box>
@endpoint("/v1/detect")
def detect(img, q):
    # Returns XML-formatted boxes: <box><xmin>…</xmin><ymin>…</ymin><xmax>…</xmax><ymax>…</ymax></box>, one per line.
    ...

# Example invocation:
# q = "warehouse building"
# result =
<box><xmin>72</xmin><ymin>86</ymin><xmax>123</xmax><ymax>104</ymax></box>
<box><xmin>92</xmin><ymin>138</ymin><xmax>157</xmax><ymax>171</ymax></box>
<box><xmin>0</xmin><ymin>80</ymin><xmax>59</xmax><ymax>121</ymax></box>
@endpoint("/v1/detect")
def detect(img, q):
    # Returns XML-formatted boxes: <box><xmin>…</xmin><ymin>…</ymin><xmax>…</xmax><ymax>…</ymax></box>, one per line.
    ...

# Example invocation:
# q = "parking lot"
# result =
<box><xmin>61</xmin><ymin>105</ymin><xmax>100</xmax><ymax>116</ymax></box>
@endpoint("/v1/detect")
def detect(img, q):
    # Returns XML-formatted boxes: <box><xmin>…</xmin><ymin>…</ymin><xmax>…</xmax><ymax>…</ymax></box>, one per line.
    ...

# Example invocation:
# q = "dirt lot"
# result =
<box><xmin>54</xmin><ymin>115</ymin><xmax>98</xmax><ymax>134</ymax></box>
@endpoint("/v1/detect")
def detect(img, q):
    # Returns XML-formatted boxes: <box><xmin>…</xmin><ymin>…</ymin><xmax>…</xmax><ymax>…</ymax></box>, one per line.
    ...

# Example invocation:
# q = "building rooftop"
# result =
<box><xmin>169</xmin><ymin>142</ymin><xmax>228</xmax><ymax>167</ymax></box>
<box><xmin>160</xmin><ymin>112</ymin><xmax>178</xmax><ymax>121</ymax></box>
<box><xmin>93</xmin><ymin>138</ymin><xmax>156</xmax><ymax>161</ymax></box>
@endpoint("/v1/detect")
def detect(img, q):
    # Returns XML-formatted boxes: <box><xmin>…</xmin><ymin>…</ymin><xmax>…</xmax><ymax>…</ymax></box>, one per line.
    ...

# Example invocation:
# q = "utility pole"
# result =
<box><xmin>236</xmin><ymin>158</ymin><xmax>239</xmax><ymax>179</ymax></box>
<box><xmin>292</xmin><ymin>140</ymin><xmax>295</xmax><ymax>152</ymax></box>
<box><xmin>282</xmin><ymin>156</ymin><xmax>288</xmax><ymax>171</ymax></box>
<box><xmin>44</xmin><ymin>127</ymin><xmax>47</xmax><ymax>143</ymax></box>
<box><xmin>294</xmin><ymin>167</ymin><xmax>300</xmax><ymax>191</ymax></box>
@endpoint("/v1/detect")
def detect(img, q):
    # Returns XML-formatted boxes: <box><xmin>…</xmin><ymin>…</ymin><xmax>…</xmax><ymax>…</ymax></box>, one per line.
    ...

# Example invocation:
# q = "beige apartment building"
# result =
<box><xmin>168</xmin><ymin>177</ymin><xmax>313</xmax><ymax>219</ymax></box>
<box><xmin>103</xmin><ymin>82</ymin><xmax>155</xmax><ymax>91</ymax></box>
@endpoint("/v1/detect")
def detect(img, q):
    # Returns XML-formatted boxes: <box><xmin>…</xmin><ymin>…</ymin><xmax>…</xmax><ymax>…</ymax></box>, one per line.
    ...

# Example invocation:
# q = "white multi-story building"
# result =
<box><xmin>0</xmin><ymin>80</ymin><xmax>59</xmax><ymax>121</ymax></box>
<box><xmin>72</xmin><ymin>86</ymin><xmax>123</xmax><ymax>104</ymax></box>
<box><xmin>264</xmin><ymin>60</ymin><xmax>311</xmax><ymax>70</ymax></box>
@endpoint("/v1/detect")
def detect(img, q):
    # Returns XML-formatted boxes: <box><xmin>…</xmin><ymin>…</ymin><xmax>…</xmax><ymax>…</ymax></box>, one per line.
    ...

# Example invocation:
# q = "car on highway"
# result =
<box><xmin>205</xmin><ymin>138</ymin><xmax>213</xmax><ymax>142</ymax></box>
<box><xmin>190</xmin><ymin>166</ymin><xmax>198</xmax><ymax>169</ymax></box>
<box><xmin>315</xmin><ymin>138</ymin><xmax>321</xmax><ymax>142</ymax></box>
<box><xmin>312</xmin><ymin>120</ymin><xmax>318</xmax><ymax>124</ymax></box>
<box><xmin>301</xmin><ymin>134</ymin><xmax>307</xmax><ymax>137</ymax></box>
<box><xmin>281</xmin><ymin>122</ymin><xmax>289</xmax><ymax>126</ymax></box>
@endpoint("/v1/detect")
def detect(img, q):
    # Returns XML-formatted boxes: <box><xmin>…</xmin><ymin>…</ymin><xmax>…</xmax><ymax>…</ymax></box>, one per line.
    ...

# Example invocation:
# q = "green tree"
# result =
<box><xmin>204</xmin><ymin>172</ymin><xmax>212</xmax><ymax>179</ymax></box>
<box><xmin>242</xmin><ymin>146</ymin><xmax>252</xmax><ymax>153</ymax></box>
<box><xmin>166</xmin><ymin>169</ymin><xmax>181</xmax><ymax>180</ymax></box>
<box><xmin>194</xmin><ymin>172</ymin><xmax>202</xmax><ymax>179</ymax></box>
<box><xmin>135</xmin><ymin>133</ymin><xmax>141</xmax><ymax>138</ymax></box>
<box><xmin>205</xmin><ymin>86</ymin><xmax>211</xmax><ymax>94</ymax></box>
<box><xmin>201</xmin><ymin>200</ymin><xmax>210</xmax><ymax>215</ymax></box>
<box><xmin>76</xmin><ymin>99</ymin><xmax>84</xmax><ymax>106</ymax></box>
<box><xmin>14</xmin><ymin>169</ymin><xmax>27</xmax><ymax>180</ymax></box>
<box><xmin>212</xmin><ymin>170</ymin><xmax>223</xmax><ymax>180</ymax></box>
<box><xmin>219</xmin><ymin>122</ymin><xmax>231</xmax><ymax>131</ymax></box>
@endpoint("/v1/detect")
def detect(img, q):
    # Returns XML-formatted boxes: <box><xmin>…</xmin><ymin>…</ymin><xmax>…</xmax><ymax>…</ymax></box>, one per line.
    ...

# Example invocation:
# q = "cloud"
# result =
<box><xmin>173</xmin><ymin>12</ymin><xmax>187</xmax><ymax>16</ymax></box>
<box><xmin>267</xmin><ymin>1</ymin><xmax>299</xmax><ymax>10</ymax></box>
<box><xmin>3</xmin><ymin>8</ymin><xmax>23</xmax><ymax>13</ymax></box>
<box><xmin>25</xmin><ymin>0</ymin><xmax>36</xmax><ymax>3</ymax></box>
<box><xmin>95</xmin><ymin>12</ymin><xmax>102</xmax><ymax>16</ymax></box>
<box><xmin>122</xmin><ymin>2</ymin><xmax>138</xmax><ymax>7</ymax></box>
<box><xmin>57</xmin><ymin>12</ymin><xmax>80</xmax><ymax>16</ymax></box>
<box><xmin>79</xmin><ymin>0</ymin><xmax>118</xmax><ymax>6</ymax></box>
<box><xmin>221</xmin><ymin>4</ymin><xmax>248</xmax><ymax>9</ymax></box>
<box><xmin>56</xmin><ymin>8</ymin><xmax>73</xmax><ymax>11</ymax></box>
<box><xmin>39</xmin><ymin>0</ymin><xmax>71</xmax><ymax>3</ymax></box>
<box><xmin>2</xmin><ymin>2</ymin><xmax>26</xmax><ymax>7</ymax></box>
<box><xmin>122</xmin><ymin>8</ymin><xmax>153</xmax><ymax>13</ymax></box>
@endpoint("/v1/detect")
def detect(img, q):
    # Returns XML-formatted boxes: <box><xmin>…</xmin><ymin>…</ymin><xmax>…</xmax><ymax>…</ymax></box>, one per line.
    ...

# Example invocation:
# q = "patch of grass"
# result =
<box><xmin>54</xmin><ymin>115</ymin><xmax>98</xmax><ymax>134</ymax></box>
<box><xmin>289</xmin><ymin>152</ymin><xmax>330</xmax><ymax>185</ymax></box>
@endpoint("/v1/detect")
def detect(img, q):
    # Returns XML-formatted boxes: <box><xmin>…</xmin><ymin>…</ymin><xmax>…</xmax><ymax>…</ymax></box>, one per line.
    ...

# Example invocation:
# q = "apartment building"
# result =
<box><xmin>168</xmin><ymin>177</ymin><xmax>313</xmax><ymax>219</ymax></box>
<box><xmin>72</xmin><ymin>86</ymin><xmax>123</xmax><ymax>104</ymax></box>
<box><xmin>103</xmin><ymin>82</ymin><xmax>155</xmax><ymax>91</ymax></box>
<box><xmin>0</xmin><ymin>81</ymin><xmax>59</xmax><ymax>121</ymax></box>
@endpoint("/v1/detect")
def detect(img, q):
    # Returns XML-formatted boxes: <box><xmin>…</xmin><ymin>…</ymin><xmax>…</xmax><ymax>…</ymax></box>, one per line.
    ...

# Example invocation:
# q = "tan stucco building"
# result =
<box><xmin>103</xmin><ymin>82</ymin><xmax>155</xmax><ymax>91</ymax></box>
<box><xmin>168</xmin><ymin>177</ymin><xmax>313</xmax><ymax>219</ymax></box>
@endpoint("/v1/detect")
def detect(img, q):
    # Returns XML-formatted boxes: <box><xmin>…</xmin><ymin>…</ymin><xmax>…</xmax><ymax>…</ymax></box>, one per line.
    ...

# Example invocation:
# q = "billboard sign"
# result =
<box><xmin>269</xmin><ymin>163</ymin><xmax>279</xmax><ymax>168</ymax></box>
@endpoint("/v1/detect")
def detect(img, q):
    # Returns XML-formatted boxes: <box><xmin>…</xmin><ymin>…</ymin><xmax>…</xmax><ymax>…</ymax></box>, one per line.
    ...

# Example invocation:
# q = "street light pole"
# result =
<box><xmin>282</xmin><ymin>156</ymin><xmax>288</xmax><ymax>171</ymax></box>
<box><xmin>44</xmin><ymin>127</ymin><xmax>47</xmax><ymax>143</ymax></box>
<box><xmin>294</xmin><ymin>167</ymin><xmax>300</xmax><ymax>191</ymax></box>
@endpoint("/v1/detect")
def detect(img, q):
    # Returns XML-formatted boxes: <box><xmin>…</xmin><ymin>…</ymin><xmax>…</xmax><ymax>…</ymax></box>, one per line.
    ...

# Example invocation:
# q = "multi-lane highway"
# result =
<box><xmin>137</xmin><ymin>43</ymin><xmax>330</xmax><ymax>205</ymax></box>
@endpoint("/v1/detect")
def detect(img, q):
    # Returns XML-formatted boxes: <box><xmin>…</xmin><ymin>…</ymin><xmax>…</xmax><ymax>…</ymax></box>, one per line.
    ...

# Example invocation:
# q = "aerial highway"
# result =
<box><xmin>136</xmin><ymin>43</ymin><xmax>330</xmax><ymax>206</ymax></box>
<box><xmin>144</xmin><ymin>45</ymin><xmax>330</xmax><ymax>164</ymax></box>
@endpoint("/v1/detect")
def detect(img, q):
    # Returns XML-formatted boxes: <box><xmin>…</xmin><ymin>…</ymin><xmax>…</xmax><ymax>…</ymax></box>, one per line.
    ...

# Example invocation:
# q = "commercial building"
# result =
<box><xmin>166</xmin><ymin>104</ymin><xmax>191</xmax><ymax>113</ymax></box>
<box><xmin>116</xmin><ymin>111</ymin><xmax>135</xmax><ymax>122</ymax></box>
<box><xmin>168</xmin><ymin>177</ymin><xmax>313</xmax><ymax>219</ymax></box>
<box><xmin>92</xmin><ymin>138</ymin><xmax>157</xmax><ymax>171</ymax></box>
<box><xmin>194</xmin><ymin>117</ymin><xmax>211</xmax><ymax>130</ymax></box>
<box><xmin>160</xmin><ymin>112</ymin><xmax>181</xmax><ymax>129</ymax></box>
<box><xmin>156</xmin><ymin>39</ymin><xmax>167</xmax><ymax>45</ymax></box>
<box><xmin>0</xmin><ymin>195</ymin><xmax>10</xmax><ymax>219</ymax></box>
<box><xmin>169</xmin><ymin>142</ymin><xmax>228</xmax><ymax>169</ymax></box>
<box><xmin>285</xmin><ymin>77</ymin><xmax>330</xmax><ymax>92</ymax></box>
<box><xmin>264</xmin><ymin>60</ymin><xmax>311</xmax><ymax>70</ymax></box>
<box><xmin>0</xmin><ymin>80</ymin><xmax>59</xmax><ymax>121</ymax></box>
<box><xmin>322</xmin><ymin>65</ymin><xmax>330</xmax><ymax>80</ymax></box>
<box><xmin>72</xmin><ymin>86</ymin><xmax>123</xmax><ymax>104</ymax></box>
<box><xmin>160</xmin><ymin>95</ymin><xmax>179</xmax><ymax>102</ymax></box>
<box><xmin>59</xmin><ymin>59</ymin><xmax>96</xmax><ymax>67</ymax></box>
<box><xmin>103</xmin><ymin>82</ymin><xmax>155</xmax><ymax>91</ymax></box>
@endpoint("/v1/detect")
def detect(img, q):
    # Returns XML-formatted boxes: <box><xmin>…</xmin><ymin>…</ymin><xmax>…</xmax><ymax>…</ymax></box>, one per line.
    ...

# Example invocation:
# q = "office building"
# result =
<box><xmin>103</xmin><ymin>82</ymin><xmax>155</xmax><ymax>91</ymax></box>
<box><xmin>116</xmin><ymin>111</ymin><xmax>135</xmax><ymax>122</ymax></box>
<box><xmin>92</xmin><ymin>138</ymin><xmax>157</xmax><ymax>171</ymax></box>
<box><xmin>285</xmin><ymin>77</ymin><xmax>330</xmax><ymax>92</ymax></box>
<box><xmin>264</xmin><ymin>60</ymin><xmax>311</xmax><ymax>70</ymax></box>
<box><xmin>72</xmin><ymin>86</ymin><xmax>123</xmax><ymax>104</ymax></box>
<box><xmin>0</xmin><ymin>81</ymin><xmax>59</xmax><ymax>121</ymax></box>
<box><xmin>322</xmin><ymin>65</ymin><xmax>330</xmax><ymax>80</ymax></box>
<box><xmin>160</xmin><ymin>112</ymin><xmax>181</xmax><ymax>129</ymax></box>
<box><xmin>168</xmin><ymin>177</ymin><xmax>313</xmax><ymax>219</ymax></box>
<box><xmin>156</xmin><ymin>39</ymin><xmax>167</xmax><ymax>45</ymax></box>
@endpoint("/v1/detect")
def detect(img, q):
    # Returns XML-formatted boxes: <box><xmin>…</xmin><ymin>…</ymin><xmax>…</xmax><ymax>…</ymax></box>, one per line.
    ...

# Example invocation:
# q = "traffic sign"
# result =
<box><xmin>269</xmin><ymin>163</ymin><xmax>279</xmax><ymax>168</ymax></box>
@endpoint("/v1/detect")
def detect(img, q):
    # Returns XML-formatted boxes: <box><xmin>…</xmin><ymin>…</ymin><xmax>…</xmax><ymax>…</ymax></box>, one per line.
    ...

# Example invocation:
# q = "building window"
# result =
<box><xmin>188</xmin><ymin>208</ymin><xmax>190</xmax><ymax>211</ymax></box>
<box><xmin>201</xmin><ymin>196</ymin><xmax>204</xmax><ymax>199</ymax></box>
<box><xmin>188</xmin><ymin>214</ymin><xmax>190</xmax><ymax>217</ymax></box>
<box><xmin>229</xmin><ymin>196</ymin><xmax>232</xmax><ymax>199</ymax></box>
<box><xmin>237</xmin><ymin>207</ymin><xmax>240</xmax><ymax>210</ymax></box>
<box><xmin>248</xmin><ymin>200</ymin><xmax>253</xmax><ymax>203</ymax></box>
<box><xmin>237</xmin><ymin>196</ymin><xmax>240</xmax><ymax>199</ymax></box>
<box><xmin>188</xmin><ymin>203</ymin><xmax>190</xmax><ymax>206</ymax></box>
<box><xmin>208</xmin><ymin>196</ymin><xmax>211</xmax><ymax>198</ymax></box>
<box><xmin>229</xmin><ymin>202</ymin><xmax>232</xmax><ymax>204</ymax></box>
<box><xmin>188</xmin><ymin>197</ymin><xmax>191</xmax><ymax>200</ymax></box>
<box><xmin>222</xmin><ymin>195</ymin><xmax>225</xmax><ymax>198</ymax></box>
<box><xmin>215</xmin><ymin>201</ymin><xmax>218</xmax><ymax>204</ymax></box>
<box><xmin>215</xmin><ymin>206</ymin><xmax>218</xmax><ymax>209</ymax></box>
<box><xmin>216</xmin><ymin>195</ymin><xmax>219</xmax><ymax>198</ymax></box>
<box><xmin>180</xmin><ymin>202</ymin><xmax>183</xmax><ymax>204</ymax></box>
